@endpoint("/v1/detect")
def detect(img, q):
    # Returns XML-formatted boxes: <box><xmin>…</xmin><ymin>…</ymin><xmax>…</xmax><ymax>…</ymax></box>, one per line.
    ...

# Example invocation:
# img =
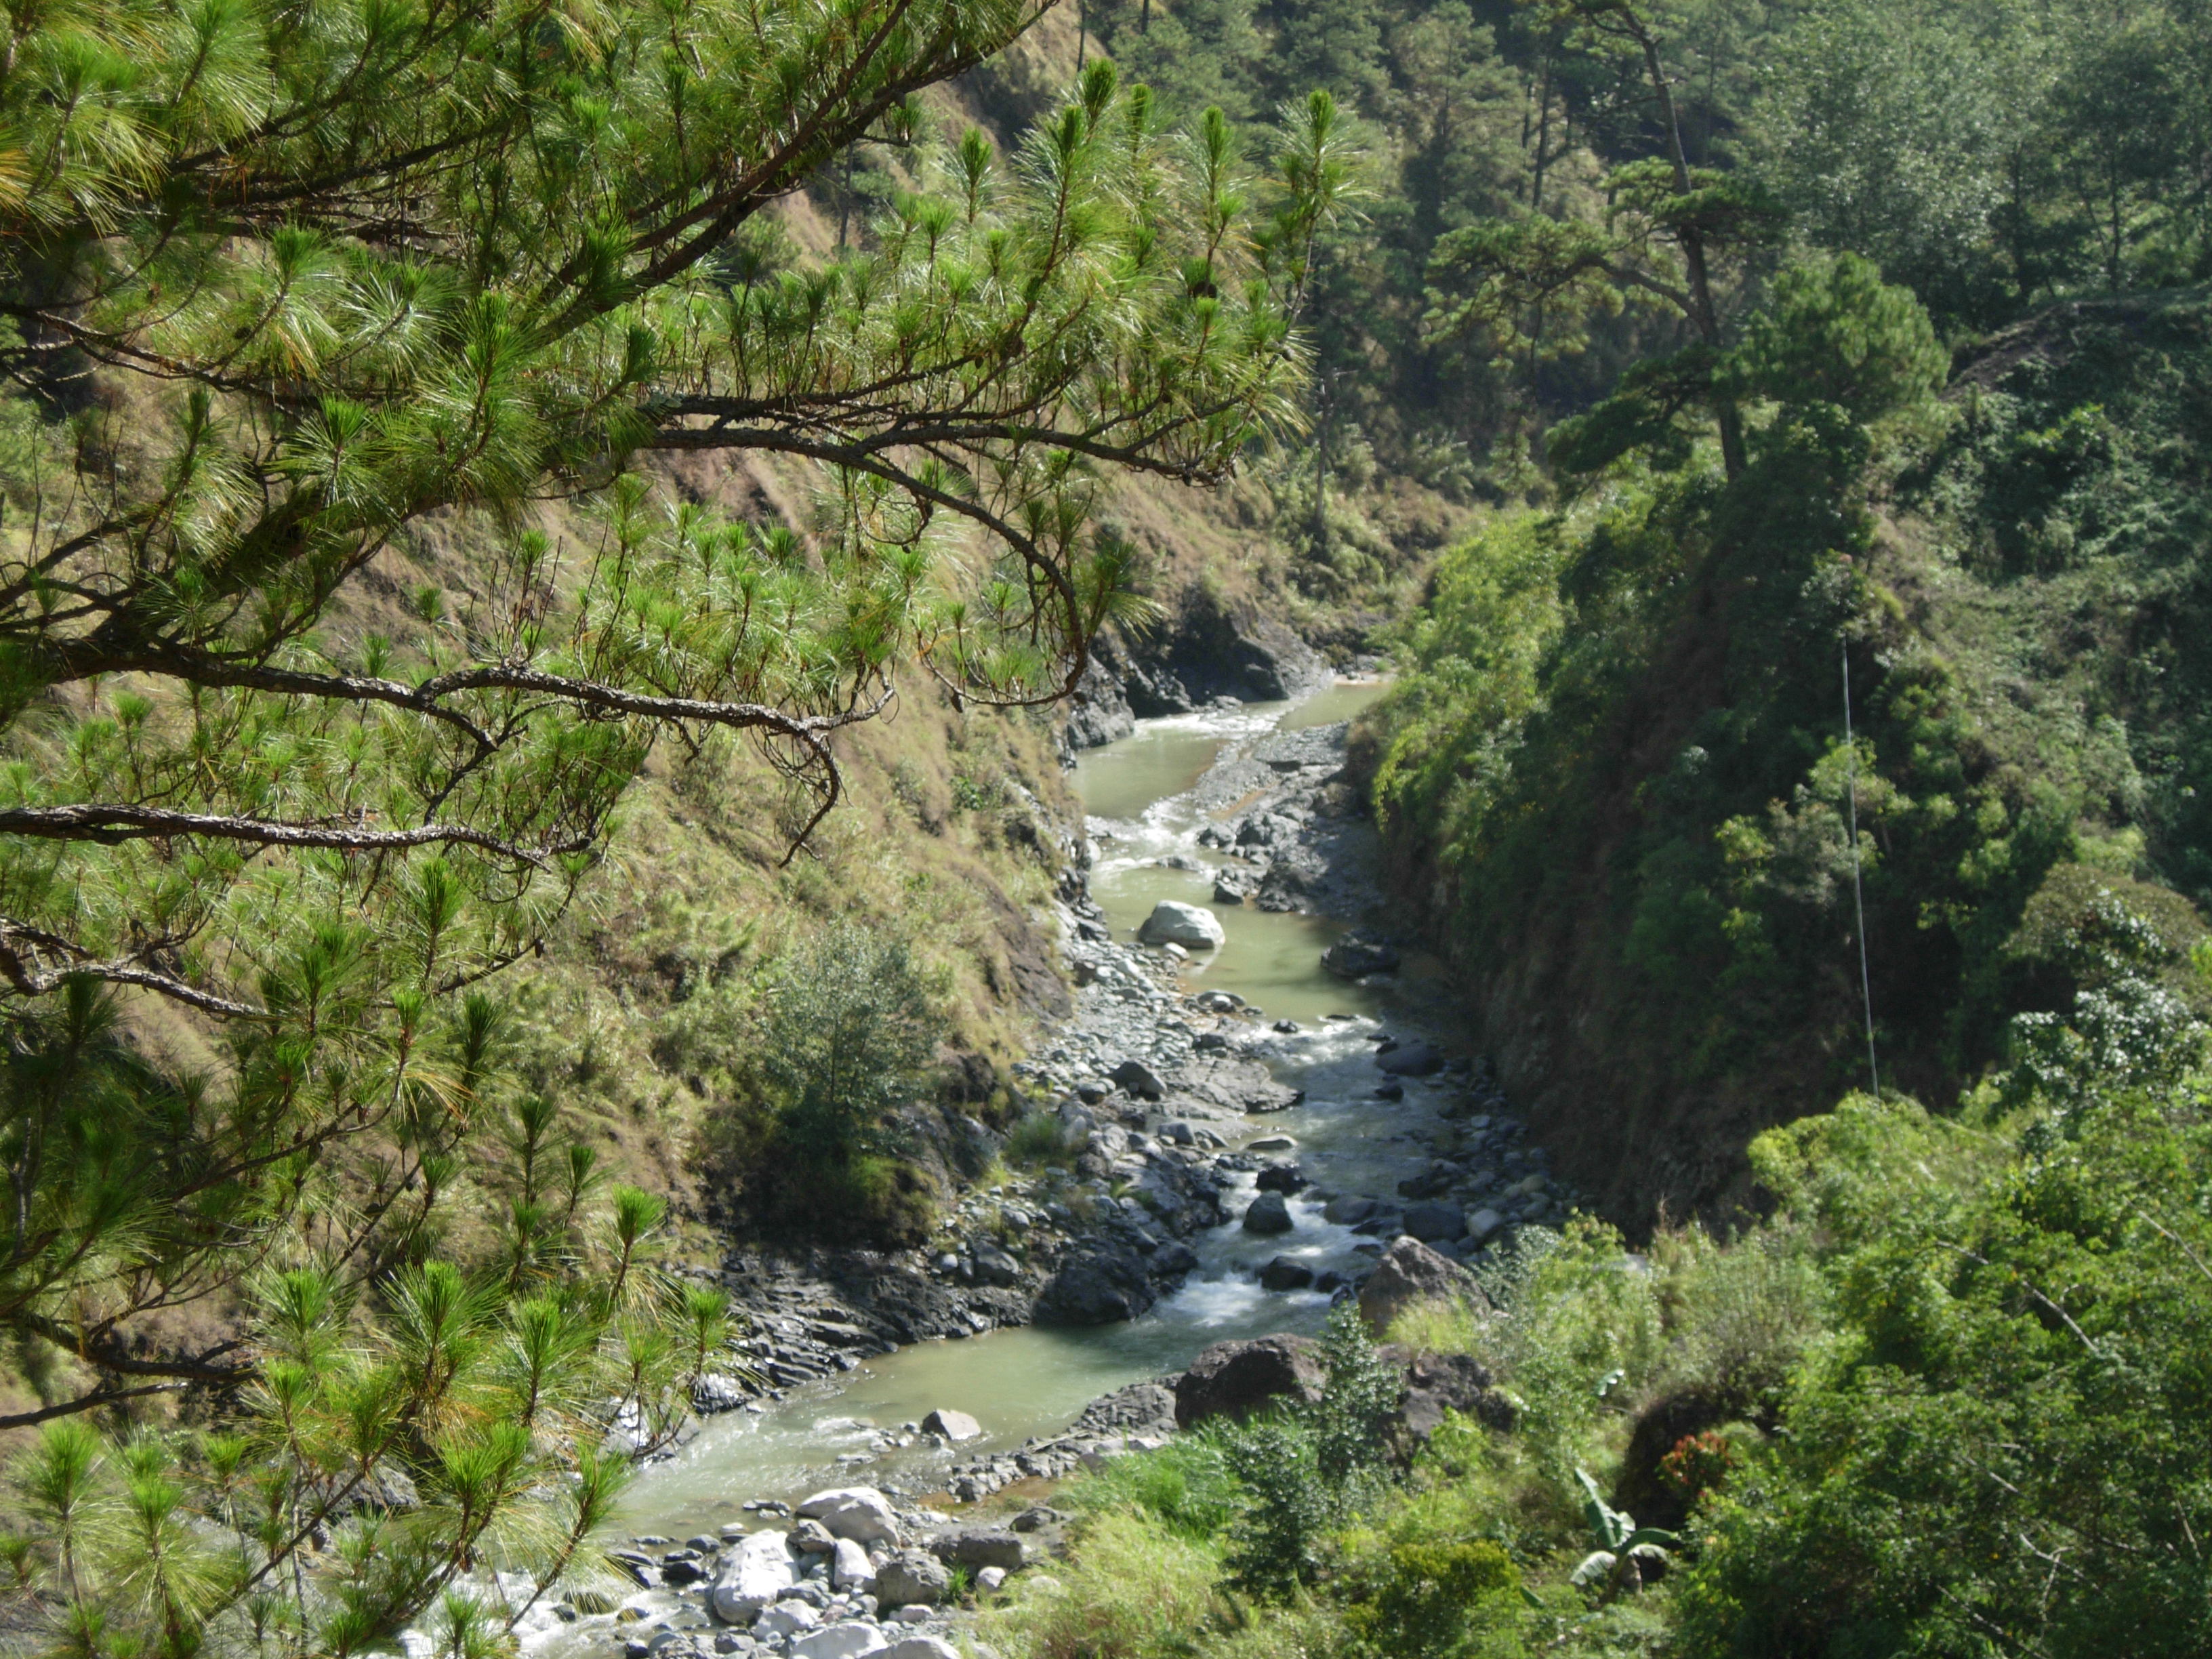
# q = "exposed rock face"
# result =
<box><xmin>796</xmin><ymin>1488</ymin><xmax>902</xmax><ymax>1547</ymax></box>
<box><xmin>1035</xmin><ymin>1240</ymin><xmax>1157</xmax><ymax>1324</ymax></box>
<box><xmin>873</xmin><ymin>1549</ymin><xmax>950</xmax><ymax>1609</ymax></box>
<box><xmin>1136</xmin><ymin>900</ymin><xmax>1226</xmax><ymax>949</ymax></box>
<box><xmin>709</xmin><ymin>1530</ymin><xmax>796</xmax><ymax>1624</ymax></box>
<box><xmin>1242</xmin><ymin>1191</ymin><xmax>1293</xmax><ymax>1234</ymax></box>
<box><xmin>1357</xmin><ymin>1237</ymin><xmax>1481</xmax><ymax>1336</ymax></box>
<box><xmin>1061</xmin><ymin>598</ymin><xmax>1330</xmax><ymax>753</ymax></box>
<box><xmin>1172</xmin><ymin>1334</ymin><xmax>1325</xmax><ymax>1429</ymax></box>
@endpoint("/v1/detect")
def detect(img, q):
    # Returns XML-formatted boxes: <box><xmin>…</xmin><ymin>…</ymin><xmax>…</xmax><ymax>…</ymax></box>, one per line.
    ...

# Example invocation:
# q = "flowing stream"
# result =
<box><xmin>607</xmin><ymin>678</ymin><xmax>1450</xmax><ymax>1540</ymax></box>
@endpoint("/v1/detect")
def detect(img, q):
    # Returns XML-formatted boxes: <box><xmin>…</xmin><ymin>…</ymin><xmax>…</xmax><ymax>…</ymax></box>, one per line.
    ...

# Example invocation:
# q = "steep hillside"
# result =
<box><xmin>1367</xmin><ymin>287</ymin><xmax>2212</xmax><ymax>1225</ymax></box>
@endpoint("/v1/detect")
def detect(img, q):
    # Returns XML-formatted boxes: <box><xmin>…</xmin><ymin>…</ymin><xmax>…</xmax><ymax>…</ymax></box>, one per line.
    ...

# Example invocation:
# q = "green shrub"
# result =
<box><xmin>1072</xmin><ymin>1432</ymin><xmax>1243</xmax><ymax>1541</ymax></box>
<box><xmin>1004</xmin><ymin>1110</ymin><xmax>1078</xmax><ymax>1168</ymax></box>
<box><xmin>1344</xmin><ymin>1540</ymin><xmax>1525</xmax><ymax>1658</ymax></box>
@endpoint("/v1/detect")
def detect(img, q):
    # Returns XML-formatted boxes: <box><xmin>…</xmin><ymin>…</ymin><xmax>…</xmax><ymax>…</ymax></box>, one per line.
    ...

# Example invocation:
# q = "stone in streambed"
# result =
<box><xmin>1376</xmin><ymin>1040</ymin><xmax>1444</xmax><ymax>1077</ymax></box>
<box><xmin>830</xmin><ymin>1538</ymin><xmax>875</xmax><ymax>1593</ymax></box>
<box><xmin>874</xmin><ymin>1549</ymin><xmax>950</xmax><ymax>1609</ymax></box>
<box><xmin>754</xmin><ymin>1603</ymin><xmax>820</xmax><ymax>1640</ymax></box>
<box><xmin>1258</xmin><ymin>1255</ymin><xmax>1314</xmax><ymax>1292</ymax></box>
<box><xmin>920</xmin><ymin>1408</ymin><xmax>983</xmax><ymax>1442</ymax></box>
<box><xmin>879</xmin><ymin>1641</ymin><xmax>962</xmax><ymax>1659</ymax></box>
<box><xmin>1242</xmin><ymin>1191</ymin><xmax>1293</xmax><ymax>1234</ymax></box>
<box><xmin>1403</xmin><ymin>1200</ymin><xmax>1465</xmax><ymax>1243</ymax></box>
<box><xmin>1136</xmin><ymin>901</ymin><xmax>1226</xmax><ymax>949</ymax></box>
<box><xmin>790</xmin><ymin>1625</ymin><xmax>887</xmax><ymax>1659</ymax></box>
<box><xmin>1108</xmin><ymin>1059</ymin><xmax>1166</xmax><ymax>1101</ymax></box>
<box><xmin>795</xmin><ymin>1487</ymin><xmax>901</xmax><ymax>1547</ymax></box>
<box><xmin>710</xmin><ymin>1530</ymin><xmax>796</xmax><ymax>1624</ymax></box>
<box><xmin>930</xmin><ymin>1530</ymin><xmax>1028</xmax><ymax>1571</ymax></box>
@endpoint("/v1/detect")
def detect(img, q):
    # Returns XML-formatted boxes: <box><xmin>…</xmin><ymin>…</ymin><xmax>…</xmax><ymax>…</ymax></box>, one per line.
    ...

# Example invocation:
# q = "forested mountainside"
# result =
<box><xmin>3</xmin><ymin>0</ymin><xmax>2212</xmax><ymax>1654</ymax></box>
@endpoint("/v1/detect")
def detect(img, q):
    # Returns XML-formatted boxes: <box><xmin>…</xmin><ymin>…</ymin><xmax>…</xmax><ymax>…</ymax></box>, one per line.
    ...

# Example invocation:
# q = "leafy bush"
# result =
<box><xmin>1343</xmin><ymin>1540</ymin><xmax>1524</xmax><ymax>1658</ymax></box>
<box><xmin>1071</xmin><ymin>1431</ymin><xmax>1243</xmax><ymax>1542</ymax></box>
<box><xmin>1004</xmin><ymin>1110</ymin><xmax>1080</xmax><ymax>1168</ymax></box>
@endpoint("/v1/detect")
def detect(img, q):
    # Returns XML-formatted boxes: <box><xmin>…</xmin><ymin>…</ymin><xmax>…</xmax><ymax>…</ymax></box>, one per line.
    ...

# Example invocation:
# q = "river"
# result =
<box><xmin>606</xmin><ymin>678</ymin><xmax>1452</xmax><ymax>1541</ymax></box>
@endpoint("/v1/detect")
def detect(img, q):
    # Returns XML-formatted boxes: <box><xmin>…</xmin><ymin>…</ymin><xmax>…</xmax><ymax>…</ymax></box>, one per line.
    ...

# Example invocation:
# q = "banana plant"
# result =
<box><xmin>1569</xmin><ymin>1468</ymin><xmax>1681</xmax><ymax>1601</ymax></box>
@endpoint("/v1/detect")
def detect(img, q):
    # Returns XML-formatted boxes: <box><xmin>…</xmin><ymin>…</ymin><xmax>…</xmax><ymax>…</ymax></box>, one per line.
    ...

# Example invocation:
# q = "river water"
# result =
<box><xmin>609</xmin><ymin>678</ymin><xmax>1452</xmax><ymax>1540</ymax></box>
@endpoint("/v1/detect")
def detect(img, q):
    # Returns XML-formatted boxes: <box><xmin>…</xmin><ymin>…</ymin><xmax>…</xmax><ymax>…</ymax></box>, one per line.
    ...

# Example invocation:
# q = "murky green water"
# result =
<box><xmin>609</xmin><ymin>676</ymin><xmax>1429</xmax><ymax>1539</ymax></box>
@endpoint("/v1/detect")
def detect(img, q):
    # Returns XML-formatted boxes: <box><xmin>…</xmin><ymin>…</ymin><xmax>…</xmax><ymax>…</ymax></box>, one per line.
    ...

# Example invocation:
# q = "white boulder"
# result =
<box><xmin>1135</xmin><ymin>901</ymin><xmax>1225</xmax><ymax>949</ymax></box>
<box><xmin>791</xmin><ymin>1625</ymin><xmax>888</xmax><ymax>1659</ymax></box>
<box><xmin>754</xmin><ymin>1601</ymin><xmax>821</xmax><ymax>1639</ymax></box>
<box><xmin>920</xmin><ymin>1408</ymin><xmax>983</xmax><ymax>1442</ymax></box>
<box><xmin>796</xmin><ymin>1486</ymin><xmax>903</xmax><ymax>1547</ymax></box>
<box><xmin>880</xmin><ymin>1639</ymin><xmax>962</xmax><ymax>1659</ymax></box>
<box><xmin>708</xmin><ymin>1529</ymin><xmax>796</xmax><ymax>1624</ymax></box>
<box><xmin>831</xmin><ymin>1538</ymin><xmax>876</xmax><ymax>1593</ymax></box>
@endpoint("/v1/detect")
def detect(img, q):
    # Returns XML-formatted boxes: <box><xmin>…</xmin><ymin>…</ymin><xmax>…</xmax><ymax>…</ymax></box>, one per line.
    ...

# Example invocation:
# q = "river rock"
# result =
<box><xmin>1321</xmin><ymin>935</ymin><xmax>1401</xmax><ymax>979</ymax></box>
<box><xmin>1172</xmin><ymin>1334</ymin><xmax>1325</xmax><ymax>1429</ymax></box>
<box><xmin>1179</xmin><ymin>1053</ymin><xmax>1303</xmax><ymax>1114</ymax></box>
<box><xmin>1068</xmin><ymin>1380</ymin><xmax>1180</xmax><ymax>1439</ymax></box>
<box><xmin>1357</xmin><ymin>1237</ymin><xmax>1481</xmax><ymax>1336</ymax></box>
<box><xmin>930</xmin><ymin>1530</ymin><xmax>1027</xmax><ymax>1571</ymax></box>
<box><xmin>710</xmin><ymin>1530</ymin><xmax>796</xmax><ymax>1624</ymax></box>
<box><xmin>1036</xmin><ymin>1242</ymin><xmax>1155</xmax><ymax>1324</ymax></box>
<box><xmin>790</xmin><ymin>1625</ymin><xmax>887</xmax><ymax>1659</ymax></box>
<box><xmin>879</xmin><ymin>1639</ymin><xmax>962</xmax><ymax>1659</ymax></box>
<box><xmin>1375</xmin><ymin>1040</ymin><xmax>1445</xmax><ymax>1077</ymax></box>
<box><xmin>830</xmin><ymin>1538</ymin><xmax>875</xmax><ymax>1593</ymax></box>
<box><xmin>920</xmin><ymin>1408</ymin><xmax>983</xmax><ymax>1442</ymax></box>
<box><xmin>755</xmin><ymin>1603</ymin><xmax>820</xmax><ymax>1640</ymax></box>
<box><xmin>874</xmin><ymin>1549</ymin><xmax>950</xmax><ymax>1608</ymax></box>
<box><xmin>692</xmin><ymin>1371</ymin><xmax>752</xmax><ymax>1413</ymax></box>
<box><xmin>1467</xmin><ymin>1207</ymin><xmax>1507</xmax><ymax>1244</ymax></box>
<box><xmin>796</xmin><ymin>1488</ymin><xmax>901</xmax><ymax>1547</ymax></box>
<box><xmin>1254</xmin><ymin>1162</ymin><xmax>1307</xmax><ymax>1194</ymax></box>
<box><xmin>1403</xmin><ymin>1200</ymin><xmax>1465</xmax><ymax>1242</ymax></box>
<box><xmin>1392</xmin><ymin>1349</ymin><xmax>1518</xmax><ymax>1442</ymax></box>
<box><xmin>969</xmin><ymin>1243</ymin><xmax>1021</xmax><ymax>1288</ymax></box>
<box><xmin>1323</xmin><ymin>1194</ymin><xmax>1376</xmax><ymax>1225</ymax></box>
<box><xmin>1258</xmin><ymin>1255</ymin><xmax>1314</xmax><ymax>1292</ymax></box>
<box><xmin>1136</xmin><ymin>901</ymin><xmax>1225</xmax><ymax>949</ymax></box>
<box><xmin>1242</xmin><ymin>1191</ymin><xmax>1293</xmax><ymax>1234</ymax></box>
<box><xmin>1108</xmin><ymin>1059</ymin><xmax>1166</xmax><ymax>1101</ymax></box>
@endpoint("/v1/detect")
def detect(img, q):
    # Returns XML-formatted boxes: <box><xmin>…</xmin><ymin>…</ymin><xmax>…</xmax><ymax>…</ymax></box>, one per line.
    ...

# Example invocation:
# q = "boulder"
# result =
<box><xmin>1254</xmin><ymin>1162</ymin><xmax>1307</xmax><ymax>1194</ymax></box>
<box><xmin>1108</xmin><ymin>1059</ymin><xmax>1166</xmax><ymax>1101</ymax></box>
<box><xmin>1393</xmin><ymin>1350</ymin><xmax>1518</xmax><ymax>1444</ymax></box>
<box><xmin>795</xmin><ymin>1488</ymin><xmax>901</xmax><ymax>1547</ymax></box>
<box><xmin>754</xmin><ymin>1603</ymin><xmax>820</xmax><ymax>1640</ymax></box>
<box><xmin>1467</xmin><ymin>1208</ymin><xmax>1507</xmax><ymax>1245</ymax></box>
<box><xmin>1323</xmin><ymin>1195</ymin><xmax>1376</xmax><ymax>1225</ymax></box>
<box><xmin>1375</xmin><ymin>1040</ymin><xmax>1445</xmax><ymax>1077</ymax></box>
<box><xmin>1242</xmin><ymin>1191</ymin><xmax>1293</xmax><ymax>1234</ymax></box>
<box><xmin>1321</xmin><ymin>935</ymin><xmax>1401</xmax><ymax>980</ymax></box>
<box><xmin>930</xmin><ymin>1530</ymin><xmax>1027</xmax><ymax>1572</ymax></box>
<box><xmin>790</xmin><ymin>1625</ymin><xmax>888</xmax><ymax>1659</ymax></box>
<box><xmin>1172</xmin><ymin>1334</ymin><xmax>1325</xmax><ymax>1429</ymax></box>
<box><xmin>920</xmin><ymin>1408</ymin><xmax>983</xmax><ymax>1442</ymax></box>
<box><xmin>691</xmin><ymin>1372</ymin><xmax>752</xmax><ymax>1414</ymax></box>
<box><xmin>1036</xmin><ymin>1242</ymin><xmax>1156</xmax><ymax>1325</ymax></box>
<box><xmin>969</xmin><ymin>1244</ymin><xmax>1021</xmax><ymax>1288</ymax></box>
<box><xmin>1258</xmin><ymin>1256</ymin><xmax>1315</xmax><ymax>1292</ymax></box>
<box><xmin>1136</xmin><ymin>901</ymin><xmax>1226</xmax><ymax>949</ymax></box>
<box><xmin>710</xmin><ymin>1530</ymin><xmax>796</xmax><ymax>1624</ymax></box>
<box><xmin>879</xmin><ymin>1639</ymin><xmax>962</xmax><ymax>1659</ymax></box>
<box><xmin>874</xmin><ymin>1549</ymin><xmax>950</xmax><ymax>1609</ymax></box>
<box><xmin>1402</xmin><ymin>1201</ymin><xmax>1466</xmax><ymax>1243</ymax></box>
<box><xmin>1357</xmin><ymin>1237</ymin><xmax>1481</xmax><ymax>1337</ymax></box>
<box><xmin>830</xmin><ymin>1538</ymin><xmax>876</xmax><ymax>1593</ymax></box>
<box><xmin>977</xmin><ymin>1565</ymin><xmax>1008</xmax><ymax>1593</ymax></box>
<box><xmin>1068</xmin><ymin>1380</ymin><xmax>1180</xmax><ymax>1441</ymax></box>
